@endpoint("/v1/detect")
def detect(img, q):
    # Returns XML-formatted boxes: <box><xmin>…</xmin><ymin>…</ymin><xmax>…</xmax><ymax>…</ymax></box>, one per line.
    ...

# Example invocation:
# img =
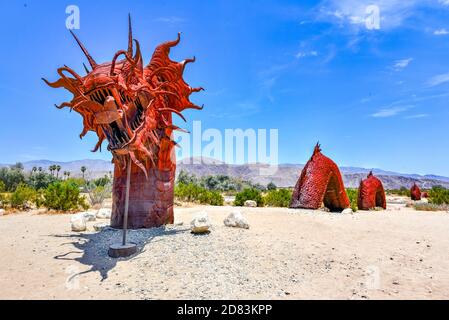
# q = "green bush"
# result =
<box><xmin>27</xmin><ymin>172</ymin><xmax>57</xmax><ymax>190</ymax></box>
<box><xmin>386</xmin><ymin>187</ymin><xmax>411</xmax><ymax>197</ymax></box>
<box><xmin>43</xmin><ymin>180</ymin><xmax>89</xmax><ymax>211</ymax></box>
<box><xmin>92</xmin><ymin>175</ymin><xmax>112</xmax><ymax>187</ymax></box>
<box><xmin>198</xmin><ymin>190</ymin><xmax>224</xmax><ymax>206</ymax></box>
<box><xmin>10</xmin><ymin>183</ymin><xmax>37</xmax><ymax>209</ymax></box>
<box><xmin>428</xmin><ymin>186</ymin><xmax>449</xmax><ymax>205</ymax></box>
<box><xmin>267</xmin><ymin>182</ymin><xmax>277</xmax><ymax>191</ymax></box>
<box><xmin>234</xmin><ymin>188</ymin><xmax>264</xmax><ymax>207</ymax></box>
<box><xmin>414</xmin><ymin>202</ymin><xmax>448</xmax><ymax>211</ymax></box>
<box><xmin>85</xmin><ymin>178</ymin><xmax>112</xmax><ymax>206</ymax></box>
<box><xmin>346</xmin><ymin>188</ymin><xmax>358</xmax><ymax>212</ymax></box>
<box><xmin>175</xmin><ymin>182</ymin><xmax>224</xmax><ymax>206</ymax></box>
<box><xmin>264</xmin><ymin>189</ymin><xmax>292</xmax><ymax>207</ymax></box>
<box><xmin>177</xmin><ymin>170</ymin><xmax>198</xmax><ymax>185</ymax></box>
<box><xmin>0</xmin><ymin>167</ymin><xmax>26</xmax><ymax>192</ymax></box>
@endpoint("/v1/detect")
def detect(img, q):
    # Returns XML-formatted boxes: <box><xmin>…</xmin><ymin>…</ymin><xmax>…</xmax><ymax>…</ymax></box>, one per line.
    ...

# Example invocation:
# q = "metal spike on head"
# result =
<box><xmin>82</xmin><ymin>63</ymin><xmax>90</xmax><ymax>74</ymax></box>
<box><xmin>69</xmin><ymin>29</ymin><xmax>97</xmax><ymax>68</ymax></box>
<box><xmin>128</xmin><ymin>14</ymin><xmax>133</xmax><ymax>56</ymax></box>
<box><xmin>313</xmin><ymin>141</ymin><xmax>322</xmax><ymax>155</ymax></box>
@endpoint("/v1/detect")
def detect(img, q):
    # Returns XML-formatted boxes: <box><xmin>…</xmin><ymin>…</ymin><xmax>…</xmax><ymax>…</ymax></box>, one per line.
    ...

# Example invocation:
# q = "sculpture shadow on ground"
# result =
<box><xmin>50</xmin><ymin>226</ymin><xmax>190</xmax><ymax>280</ymax></box>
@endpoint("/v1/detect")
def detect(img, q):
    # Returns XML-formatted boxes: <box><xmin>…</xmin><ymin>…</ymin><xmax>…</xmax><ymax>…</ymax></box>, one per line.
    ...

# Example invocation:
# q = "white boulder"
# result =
<box><xmin>341</xmin><ymin>208</ymin><xmax>353</xmax><ymax>214</ymax></box>
<box><xmin>191</xmin><ymin>211</ymin><xmax>211</xmax><ymax>234</ymax></box>
<box><xmin>224</xmin><ymin>210</ymin><xmax>249</xmax><ymax>229</ymax></box>
<box><xmin>244</xmin><ymin>200</ymin><xmax>257</xmax><ymax>207</ymax></box>
<box><xmin>71</xmin><ymin>214</ymin><xmax>86</xmax><ymax>232</ymax></box>
<box><xmin>0</xmin><ymin>209</ymin><xmax>5</xmax><ymax>216</ymax></box>
<box><xmin>96</xmin><ymin>208</ymin><xmax>112</xmax><ymax>219</ymax></box>
<box><xmin>81</xmin><ymin>211</ymin><xmax>96</xmax><ymax>222</ymax></box>
<box><xmin>93</xmin><ymin>222</ymin><xmax>109</xmax><ymax>232</ymax></box>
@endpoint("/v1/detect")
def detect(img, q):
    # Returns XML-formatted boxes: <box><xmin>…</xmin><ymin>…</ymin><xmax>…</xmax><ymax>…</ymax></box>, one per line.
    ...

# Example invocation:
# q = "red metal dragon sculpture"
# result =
<box><xmin>411</xmin><ymin>183</ymin><xmax>422</xmax><ymax>201</ymax></box>
<box><xmin>357</xmin><ymin>171</ymin><xmax>386</xmax><ymax>210</ymax></box>
<box><xmin>43</xmin><ymin>16</ymin><xmax>203</xmax><ymax>228</ymax></box>
<box><xmin>290</xmin><ymin>143</ymin><xmax>350</xmax><ymax>212</ymax></box>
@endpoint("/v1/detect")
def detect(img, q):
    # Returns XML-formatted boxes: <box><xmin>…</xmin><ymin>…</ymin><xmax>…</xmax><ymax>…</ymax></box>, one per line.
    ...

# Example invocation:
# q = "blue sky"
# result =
<box><xmin>1</xmin><ymin>0</ymin><xmax>449</xmax><ymax>176</ymax></box>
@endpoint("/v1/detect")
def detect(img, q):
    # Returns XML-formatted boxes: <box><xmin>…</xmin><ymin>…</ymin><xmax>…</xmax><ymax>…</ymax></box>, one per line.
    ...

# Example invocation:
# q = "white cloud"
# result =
<box><xmin>295</xmin><ymin>51</ymin><xmax>319</xmax><ymax>58</ymax></box>
<box><xmin>371</xmin><ymin>104</ymin><xmax>416</xmax><ymax>118</ymax></box>
<box><xmin>371</xmin><ymin>106</ymin><xmax>408</xmax><ymax>118</ymax></box>
<box><xmin>427</xmin><ymin>72</ymin><xmax>449</xmax><ymax>87</ymax></box>
<box><xmin>434</xmin><ymin>28</ymin><xmax>449</xmax><ymax>35</ymax></box>
<box><xmin>405</xmin><ymin>114</ymin><xmax>429</xmax><ymax>119</ymax></box>
<box><xmin>393</xmin><ymin>58</ymin><xmax>413</xmax><ymax>70</ymax></box>
<box><xmin>154</xmin><ymin>16</ymin><xmax>185</xmax><ymax>24</ymax></box>
<box><xmin>316</xmin><ymin>0</ymin><xmax>425</xmax><ymax>31</ymax></box>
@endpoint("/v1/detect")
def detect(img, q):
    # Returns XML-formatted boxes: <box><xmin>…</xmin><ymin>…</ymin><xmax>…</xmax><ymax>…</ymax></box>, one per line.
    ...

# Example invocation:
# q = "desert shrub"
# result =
<box><xmin>386</xmin><ymin>187</ymin><xmax>411</xmax><ymax>197</ymax></box>
<box><xmin>200</xmin><ymin>174</ymin><xmax>244</xmax><ymax>192</ymax></box>
<box><xmin>177</xmin><ymin>170</ymin><xmax>198</xmax><ymax>185</ymax></box>
<box><xmin>10</xmin><ymin>183</ymin><xmax>37</xmax><ymax>209</ymax></box>
<box><xmin>87</xmin><ymin>185</ymin><xmax>111</xmax><ymax>206</ymax></box>
<box><xmin>428</xmin><ymin>186</ymin><xmax>449</xmax><ymax>205</ymax></box>
<box><xmin>264</xmin><ymin>189</ymin><xmax>292</xmax><ymax>207</ymax></box>
<box><xmin>234</xmin><ymin>188</ymin><xmax>264</xmax><ymax>207</ymax></box>
<box><xmin>267</xmin><ymin>182</ymin><xmax>277</xmax><ymax>191</ymax></box>
<box><xmin>43</xmin><ymin>180</ymin><xmax>89</xmax><ymax>211</ymax></box>
<box><xmin>0</xmin><ymin>180</ymin><xmax>5</xmax><ymax>193</ymax></box>
<box><xmin>92</xmin><ymin>175</ymin><xmax>112</xmax><ymax>187</ymax></box>
<box><xmin>413</xmin><ymin>202</ymin><xmax>449</xmax><ymax>211</ymax></box>
<box><xmin>0</xmin><ymin>167</ymin><xmax>26</xmax><ymax>192</ymax></box>
<box><xmin>175</xmin><ymin>182</ymin><xmax>224</xmax><ymax>206</ymax></box>
<box><xmin>85</xmin><ymin>177</ymin><xmax>112</xmax><ymax>206</ymax></box>
<box><xmin>346</xmin><ymin>188</ymin><xmax>358</xmax><ymax>212</ymax></box>
<box><xmin>251</xmin><ymin>183</ymin><xmax>267</xmax><ymax>192</ymax></box>
<box><xmin>175</xmin><ymin>183</ymin><xmax>202</xmax><ymax>202</ymax></box>
<box><xmin>198</xmin><ymin>190</ymin><xmax>224</xmax><ymax>206</ymax></box>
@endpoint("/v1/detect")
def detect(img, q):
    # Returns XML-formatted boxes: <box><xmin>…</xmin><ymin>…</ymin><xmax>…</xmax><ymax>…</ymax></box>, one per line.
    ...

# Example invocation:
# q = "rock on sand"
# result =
<box><xmin>191</xmin><ymin>211</ymin><xmax>211</xmax><ymax>234</ymax></box>
<box><xmin>244</xmin><ymin>200</ymin><xmax>257</xmax><ymax>207</ymax></box>
<box><xmin>71</xmin><ymin>214</ymin><xmax>86</xmax><ymax>232</ymax></box>
<box><xmin>224</xmin><ymin>210</ymin><xmax>249</xmax><ymax>229</ymax></box>
<box><xmin>96</xmin><ymin>208</ymin><xmax>112</xmax><ymax>219</ymax></box>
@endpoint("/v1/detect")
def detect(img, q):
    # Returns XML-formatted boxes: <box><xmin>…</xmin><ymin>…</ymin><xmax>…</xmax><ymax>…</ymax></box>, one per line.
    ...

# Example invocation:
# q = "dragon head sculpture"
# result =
<box><xmin>43</xmin><ymin>15</ymin><xmax>203</xmax><ymax>178</ymax></box>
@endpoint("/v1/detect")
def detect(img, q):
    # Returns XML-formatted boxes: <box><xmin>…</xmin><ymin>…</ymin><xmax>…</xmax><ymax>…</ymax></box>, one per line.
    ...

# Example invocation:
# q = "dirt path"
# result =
<box><xmin>0</xmin><ymin>203</ymin><xmax>448</xmax><ymax>299</ymax></box>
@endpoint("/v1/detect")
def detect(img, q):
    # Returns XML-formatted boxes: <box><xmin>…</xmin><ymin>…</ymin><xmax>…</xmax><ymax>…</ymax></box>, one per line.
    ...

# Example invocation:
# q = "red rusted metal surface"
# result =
<box><xmin>290</xmin><ymin>143</ymin><xmax>350</xmax><ymax>212</ymax></box>
<box><xmin>357</xmin><ymin>171</ymin><xmax>386</xmax><ymax>210</ymax></box>
<box><xmin>411</xmin><ymin>183</ymin><xmax>422</xmax><ymax>201</ymax></box>
<box><xmin>43</xmin><ymin>16</ymin><xmax>202</xmax><ymax>228</ymax></box>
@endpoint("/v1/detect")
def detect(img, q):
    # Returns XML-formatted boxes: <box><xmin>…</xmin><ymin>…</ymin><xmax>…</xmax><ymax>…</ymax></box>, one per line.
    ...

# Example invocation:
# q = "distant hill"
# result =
<box><xmin>1</xmin><ymin>157</ymin><xmax>449</xmax><ymax>189</ymax></box>
<box><xmin>177</xmin><ymin>158</ymin><xmax>449</xmax><ymax>190</ymax></box>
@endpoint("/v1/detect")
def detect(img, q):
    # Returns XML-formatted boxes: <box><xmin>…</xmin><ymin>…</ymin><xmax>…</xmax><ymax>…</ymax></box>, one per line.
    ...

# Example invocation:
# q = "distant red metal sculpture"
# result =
<box><xmin>411</xmin><ymin>183</ymin><xmax>422</xmax><ymax>201</ymax></box>
<box><xmin>357</xmin><ymin>171</ymin><xmax>386</xmax><ymax>210</ymax></box>
<box><xmin>290</xmin><ymin>143</ymin><xmax>350</xmax><ymax>211</ymax></box>
<box><xmin>43</xmin><ymin>16</ymin><xmax>202</xmax><ymax>228</ymax></box>
<box><xmin>422</xmin><ymin>192</ymin><xmax>429</xmax><ymax>198</ymax></box>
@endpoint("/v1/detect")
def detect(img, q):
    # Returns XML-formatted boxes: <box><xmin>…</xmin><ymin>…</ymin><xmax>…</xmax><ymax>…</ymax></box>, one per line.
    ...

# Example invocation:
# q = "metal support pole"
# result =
<box><xmin>108</xmin><ymin>155</ymin><xmax>137</xmax><ymax>258</ymax></box>
<box><xmin>122</xmin><ymin>156</ymin><xmax>132</xmax><ymax>246</ymax></box>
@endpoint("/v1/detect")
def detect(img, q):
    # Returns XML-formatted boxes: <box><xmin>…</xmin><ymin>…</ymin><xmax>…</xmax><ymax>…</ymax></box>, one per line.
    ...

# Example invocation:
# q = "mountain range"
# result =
<box><xmin>1</xmin><ymin>157</ymin><xmax>448</xmax><ymax>190</ymax></box>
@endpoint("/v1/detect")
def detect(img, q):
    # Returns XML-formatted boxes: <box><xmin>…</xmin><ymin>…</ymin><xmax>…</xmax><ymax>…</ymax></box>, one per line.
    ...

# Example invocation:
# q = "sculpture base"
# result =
<box><xmin>111</xmin><ymin>164</ymin><xmax>175</xmax><ymax>229</ymax></box>
<box><xmin>108</xmin><ymin>243</ymin><xmax>138</xmax><ymax>258</ymax></box>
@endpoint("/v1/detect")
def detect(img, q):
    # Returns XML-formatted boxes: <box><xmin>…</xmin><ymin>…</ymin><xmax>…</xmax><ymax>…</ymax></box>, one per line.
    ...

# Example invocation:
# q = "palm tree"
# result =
<box><xmin>32</xmin><ymin>167</ymin><xmax>37</xmax><ymax>175</ymax></box>
<box><xmin>55</xmin><ymin>165</ymin><xmax>61</xmax><ymax>179</ymax></box>
<box><xmin>38</xmin><ymin>167</ymin><xmax>43</xmax><ymax>172</ymax></box>
<box><xmin>48</xmin><ymin>165</ymin><xmax>54</xmax><ymax>176</ymax></box>
<box><xmin>81</xmin><ymin>166</ymin><xmax>87</xmax><ymax>180</ymax></box>
<box><xmin>63</xmin><ymin>171</ymin><xmax>71</xmax><ymax>180</ymax></box>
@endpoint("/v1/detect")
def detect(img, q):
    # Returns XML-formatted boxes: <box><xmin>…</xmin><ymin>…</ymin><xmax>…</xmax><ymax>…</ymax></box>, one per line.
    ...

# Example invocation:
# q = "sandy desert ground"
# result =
<box><xmin>0</xmin><ymin>198</ymin><xmax>449</xmax><ymax>300</ymax></box>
